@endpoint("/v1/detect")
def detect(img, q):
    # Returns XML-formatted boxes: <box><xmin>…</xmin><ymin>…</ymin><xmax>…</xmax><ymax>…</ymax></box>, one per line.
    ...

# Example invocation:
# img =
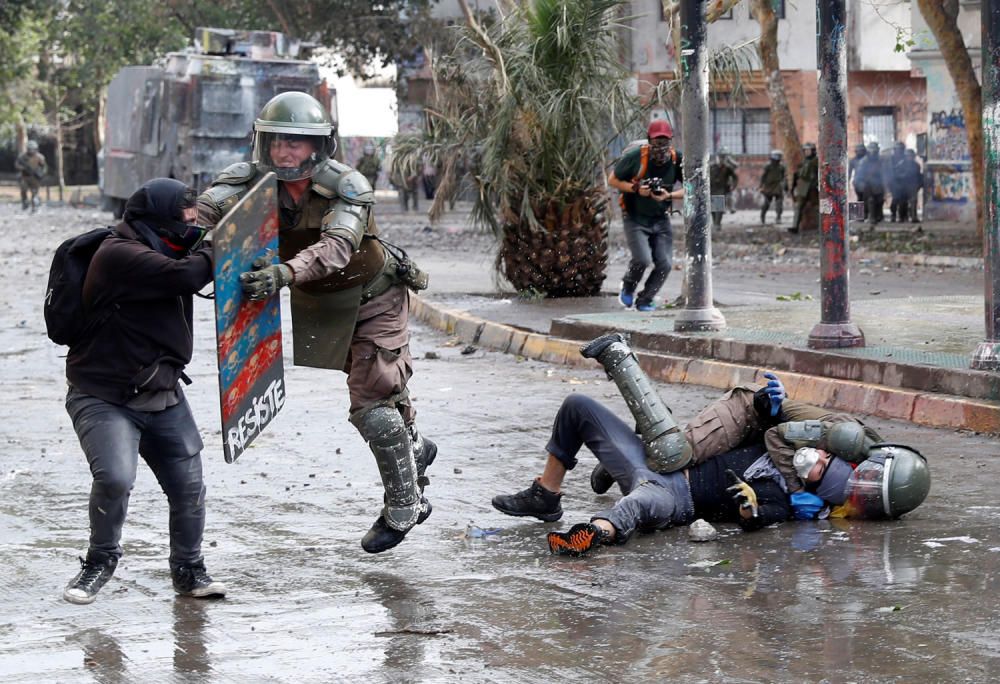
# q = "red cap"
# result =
<box><xmin>647</xmin><ymin>119</ymin><xmax>673</xmax><ymax>139</ymax></box>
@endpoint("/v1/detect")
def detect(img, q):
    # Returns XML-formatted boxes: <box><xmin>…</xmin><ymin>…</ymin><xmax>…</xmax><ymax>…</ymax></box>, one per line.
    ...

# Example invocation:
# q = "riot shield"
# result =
<box><xmin>212</xmin><ymin>172</ymin><xmax>285</xmax><ymax>463</ymax></box>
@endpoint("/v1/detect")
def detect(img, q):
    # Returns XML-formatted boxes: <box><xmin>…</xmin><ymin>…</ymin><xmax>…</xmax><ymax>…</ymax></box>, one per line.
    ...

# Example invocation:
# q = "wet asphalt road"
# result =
<box><xmin>2</xmin><ymin>205</ymin><xmax>999</xmax><ymax>683</ymax></box>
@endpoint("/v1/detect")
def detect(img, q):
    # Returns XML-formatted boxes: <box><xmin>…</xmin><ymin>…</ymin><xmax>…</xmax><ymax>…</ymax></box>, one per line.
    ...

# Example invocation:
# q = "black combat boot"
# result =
<box><xmin>546</xmin><ymin>522</ymin><xmax>609</xmax><ymax>557</ymax></box>
<box><xmin>64</xmin><ymin>555</ymin><xmax>118</xmax><ymax>605</ymax></box>
<box><xmin>579</xmin><ymin>331</ymin><xmax>626</xmax><ymax>361</ymax></box>
<box><xmin>491</xmin><ymin>479</ymin><xmax>563</xmax><ymax>522</ymax></box>
<box><xmin>172</xmin><ymin>562</ymin><xmax>227</xmax><ymax>598</ymax></box>
<box><xmin>589</xmin><ymin>463</ymin><xmax>615</xmax><ymax>495</ymax></box>
<box><xmin>361</xmin><ymin>498</ymin><xmax>433</xmax><ymax>554</ymax></box>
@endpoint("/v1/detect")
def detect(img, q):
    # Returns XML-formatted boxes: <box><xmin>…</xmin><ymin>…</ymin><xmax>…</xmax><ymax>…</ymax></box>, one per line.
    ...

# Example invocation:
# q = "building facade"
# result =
<box><xmin>908</xmin><ymin>0</ymin><xmax>981</xmax><ymax>222</ymax></box>
<box><xmin>627</xmin><ymin>0</ymin><xmax>927</xmax><ymax>209</ymax></box>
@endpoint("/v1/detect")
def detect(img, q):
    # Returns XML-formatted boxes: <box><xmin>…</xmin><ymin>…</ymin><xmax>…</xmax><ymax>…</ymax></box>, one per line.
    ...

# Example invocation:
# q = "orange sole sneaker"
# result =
<box><xmin>547</xmin><ymin>523</ymin><xmax>600</xmax><ymax>556</ymax></box>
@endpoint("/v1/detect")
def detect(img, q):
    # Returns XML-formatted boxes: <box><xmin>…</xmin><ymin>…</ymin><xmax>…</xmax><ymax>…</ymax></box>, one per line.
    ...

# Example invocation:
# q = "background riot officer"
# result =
<box><xmin>790</xmin><ymin>142</ymin><xmax>818</xmax><ymax>234</ymax></box>
<box><xmin>198</xmin><ymin>92</ymin><xmax>436</xmax><ymax>554</ymax></box>
<box><xmin>759</xmin><ymin>149</ymin><xmax>787</xmax><ymax>224</ymax></box>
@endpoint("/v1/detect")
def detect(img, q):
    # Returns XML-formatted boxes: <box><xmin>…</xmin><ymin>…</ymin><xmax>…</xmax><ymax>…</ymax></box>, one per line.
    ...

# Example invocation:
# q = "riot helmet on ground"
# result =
<box><xmin>838</xmin><ymin>444</ymin><xmax>930</xmax><ymax>519</ymax></box>
<box><xmin>252</xmin><ymin>91</ymin><xmax>336</xmax><ymax>181</ymax></box>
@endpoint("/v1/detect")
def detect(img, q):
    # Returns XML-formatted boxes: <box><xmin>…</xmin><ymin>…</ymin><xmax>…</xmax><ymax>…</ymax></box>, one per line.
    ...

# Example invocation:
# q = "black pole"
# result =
<box><xmin>807</xmin><ymin>0</ymin><xmax>865</xmax><ymax>348</ymax></box>
<box><xmin>675</xmin><ymin>0</ymin><xmax>725</xmax><ymax>332</ymax></box>
<box><xmin>972</xmin><ymin>0</ymin><xmax>1000</xmax><ymax>370</ymax></box>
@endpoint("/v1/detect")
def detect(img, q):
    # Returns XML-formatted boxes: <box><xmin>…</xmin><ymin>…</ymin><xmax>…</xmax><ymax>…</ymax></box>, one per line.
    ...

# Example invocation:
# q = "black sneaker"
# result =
<box><xmin>547</xmin><ymin>523</ymin><xmax>604</xmax><ymax>556</ymax></box>
<box><xmin>590</xmin><ymin>463</ymin><xmax>615</xmax><ymax>495</ymax></box>
<box><xmin>491</xmin><ymin>480</ymin><xmax>563</xmax><ymax>522</ymax></box>
<box><xmin>361</xmin><ymin>498</ymin><xmax>433</xmax><ymax>554</ymax></box>
<box><xmin>579</xmin><ymin>332</ymin><xmax>626</xmax><ymax>361</ymax></box>
<box><xmin>63</xmin><ymin>556</ymin><xmax>117</xmax><ymax>605</ymax></box>
<box><xmin>172</xmin><ymin>563</ymin><xmax>227</xmax><ymax>598</ymax></box>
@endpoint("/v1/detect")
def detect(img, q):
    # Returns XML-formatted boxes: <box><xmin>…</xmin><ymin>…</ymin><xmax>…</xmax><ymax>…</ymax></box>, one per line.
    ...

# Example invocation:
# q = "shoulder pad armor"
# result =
<box><xmin>311</xmin><ymin>159</ymin><xmax>375</xmax><ymax>205</ymax></box>
<box><xmin>214</xmin><ymin>162</ymin><xmax>257</xmax><ymax>185</ymax></box>
<box><xmin>199</xmin><ymin>182</ymin><xmax>248</xmax><ymax>222</ymax></box>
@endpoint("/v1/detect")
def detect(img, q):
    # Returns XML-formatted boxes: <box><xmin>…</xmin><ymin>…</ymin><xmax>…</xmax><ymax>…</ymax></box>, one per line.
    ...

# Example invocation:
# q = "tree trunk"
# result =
<box><xmin>750</xmin><ymin>0</ymin><xmax>802</xmax><ymax>173</ymax></box>
<box><xmin>916</xmin><ymin>0</ymin><xmax>984</xmax><ymax>235</ymax></box>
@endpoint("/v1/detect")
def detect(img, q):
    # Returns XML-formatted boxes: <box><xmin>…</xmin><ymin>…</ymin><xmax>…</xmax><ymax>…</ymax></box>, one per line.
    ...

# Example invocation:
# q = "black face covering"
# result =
<box><xmin>124</xmin><ymin>178</ymin><xmax>206</xmax><ymax>255</ymax></box>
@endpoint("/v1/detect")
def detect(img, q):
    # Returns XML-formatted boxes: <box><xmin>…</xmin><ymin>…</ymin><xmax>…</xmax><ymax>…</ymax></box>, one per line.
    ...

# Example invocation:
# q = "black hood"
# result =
<box><xmin>124</xmin><ymin>178</ymin><xmax>196</xmax><ymax>238</ymax></box>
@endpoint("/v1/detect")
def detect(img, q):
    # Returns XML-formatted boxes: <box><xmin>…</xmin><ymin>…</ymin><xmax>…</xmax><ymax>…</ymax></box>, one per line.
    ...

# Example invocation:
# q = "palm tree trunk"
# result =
<box><xmin>916</xmin><ymin>0</ymin><xmax>984</xmax><ymax>236</ymax></box>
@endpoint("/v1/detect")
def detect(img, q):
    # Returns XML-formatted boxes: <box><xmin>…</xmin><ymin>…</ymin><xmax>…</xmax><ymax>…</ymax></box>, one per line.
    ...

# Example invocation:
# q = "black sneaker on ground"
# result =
<box><xmin>64</xmin><ymin>556</ymin><xmax>118</xmax><ymax>605</ymax></box>
<box><xmin>547</xmin><ymin>523</ymin><xmax>603</xmax><ymax>557</ymax></box>
<box><xmin>361</xmin><ymin>498</ymin><xmax>433</xmax><ymax>554</ymax></box>
<box><xmin>590</xmin><ymin>463</ymin><xmax>615</xmax><ymax>495</ymax></box>
<box><xmin>491</xmin><ymin>479</ymin><xmax>563</xmax><ymax>522</ymax></box>
<box><xmin>172</xmin><ymin>563</ymin><xmax>227</xmax><ymax>598</ymax></box>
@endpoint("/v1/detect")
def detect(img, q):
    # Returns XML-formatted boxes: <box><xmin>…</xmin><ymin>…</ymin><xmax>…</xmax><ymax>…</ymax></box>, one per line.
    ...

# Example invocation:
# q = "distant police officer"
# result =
<box><xmin>357</xmin><ymin>142</ymin><xmax>382</xmax><ymax>189</ymax></box>
<box><xmin>197</xmin><ymin>92</ymin><xmax>436</xmax><ymax>554</ymax></box>
<box><xmin>759</xmin><ymin>149</ymin><xmax>787</xmax><ymax>224</ymax></box>
<box><xmin>856</xmin><ymin>142</ymin><xmax>886</xmax><ymax>227</ymax></box>
<box><xmin>15</xmin><ymin>140</ymin><xmax>47</xmax><ymax>212</ymax></box>
<box><xmin>790</xmin><ymin>142</ymin><xmax>818</xmax><ymax>234</ymax></box>
<box><xmin>848</xmin><ymin>143</ymin><xmax>867</xmax><ymax>217</ymax></box>
<box><xmin>709</xmin><ymin>147</ymin><xmax>739</xmax><ymax>229</ymax></box>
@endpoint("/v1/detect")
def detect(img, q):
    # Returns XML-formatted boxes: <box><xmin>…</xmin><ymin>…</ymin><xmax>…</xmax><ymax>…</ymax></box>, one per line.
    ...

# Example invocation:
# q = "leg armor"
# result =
<box><xmin>354</xmin><ymin>406</ymin><xmax>423</xmax><ymax>532</ymax></box>
<box><xmin>777</xmin><ymin>420</ymin><xmax>824</xmax><ymax>448</ymax></box>
<box><xmin>581</xmin><ymin>333</ymin><xmax>692</xmax><ymax>473</ymax></box>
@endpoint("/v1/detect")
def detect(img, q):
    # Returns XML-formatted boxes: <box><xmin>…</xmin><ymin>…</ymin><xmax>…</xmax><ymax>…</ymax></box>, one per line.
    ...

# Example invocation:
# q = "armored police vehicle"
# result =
<box><xmin>101</xmin><ymin>28</ymin><xmax>335</xmax><ymax>216</ymax></box>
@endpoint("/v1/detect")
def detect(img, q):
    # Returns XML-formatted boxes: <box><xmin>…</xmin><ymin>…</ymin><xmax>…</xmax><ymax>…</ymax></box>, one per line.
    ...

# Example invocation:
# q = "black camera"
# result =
<box><xmin>643</xmin><ymin>177</ymin><xmax>665</xmax><ymax>194</ymax></box>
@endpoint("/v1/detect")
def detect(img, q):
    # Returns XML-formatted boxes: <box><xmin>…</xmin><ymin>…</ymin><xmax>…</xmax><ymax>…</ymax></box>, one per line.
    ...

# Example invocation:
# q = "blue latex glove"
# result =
<box><xmin>763</xmin><ymin>371</ymin><xmax>785</xmax><ymax>416</ymax></box>
<box><xmin>790</xmin><ymin>491</ymin><xmax>825</xmax><ymax>520</ymax></box>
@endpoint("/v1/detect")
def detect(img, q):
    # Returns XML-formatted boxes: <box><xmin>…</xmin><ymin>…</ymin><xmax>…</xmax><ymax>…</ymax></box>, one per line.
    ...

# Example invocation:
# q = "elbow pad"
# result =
<box><xmin>321</xmin><ymin>201</ymin><xmax>370</xmax><ymax>250</ymax></box>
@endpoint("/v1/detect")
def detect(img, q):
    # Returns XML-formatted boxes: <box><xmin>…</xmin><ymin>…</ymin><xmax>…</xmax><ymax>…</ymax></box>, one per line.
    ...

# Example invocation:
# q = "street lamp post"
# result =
<box><xmin>807</xmin><ymin>0</ymin><xmax>865</xmax><ymax>349</ymax></box>
<box><xmin>675</xmin><ymin>0</ymin><xmax>725</xmax><ymax>333</ymax></box>
<box><xmin>972</xmin><ymin>0</ymin><xmax>1000</xmax><ymax>370</ymax></box>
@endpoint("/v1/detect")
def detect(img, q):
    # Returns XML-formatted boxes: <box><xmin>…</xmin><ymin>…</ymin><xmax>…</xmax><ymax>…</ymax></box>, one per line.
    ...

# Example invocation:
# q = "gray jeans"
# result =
<box><xmin>65</xmin><ymin>388</ymin><xmax>206</xmax><ymax>568</ymax></box>
<box><xmin>622</xmin><ymin>215</ymin><xmax>673</xmax><ymax>307</ymax></box>
<box><xmin>546</xmin><ymin>394</ymin><xmax>694</xmax><ymax>542</ymax></box>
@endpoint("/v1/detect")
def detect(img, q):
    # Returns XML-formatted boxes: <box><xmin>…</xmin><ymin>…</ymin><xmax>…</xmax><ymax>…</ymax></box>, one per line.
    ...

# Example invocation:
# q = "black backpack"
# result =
<box><xmin>44</xmin><ymin>227</ymin><xmax>115</xmax><ymax>346</ymax></box>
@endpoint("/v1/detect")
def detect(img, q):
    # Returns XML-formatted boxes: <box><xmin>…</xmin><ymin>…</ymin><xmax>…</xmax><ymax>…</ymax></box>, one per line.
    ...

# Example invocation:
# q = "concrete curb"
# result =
<box><xmin>410</xmin><ymin>295</ymin><xmax>1000</xmax><ymax>434</ymax></box>
<box><xmin>716</xmin><ymin>243</ymin><xmax>983</xmax><ymax>270</ymax></box>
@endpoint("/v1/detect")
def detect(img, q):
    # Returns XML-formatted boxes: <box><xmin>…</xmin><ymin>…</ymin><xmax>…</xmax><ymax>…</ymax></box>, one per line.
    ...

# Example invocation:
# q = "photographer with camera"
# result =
<box><xmin>607</xmin><ymin>120</ymin><xmax>684</xmax><ymax>312</ymax></box>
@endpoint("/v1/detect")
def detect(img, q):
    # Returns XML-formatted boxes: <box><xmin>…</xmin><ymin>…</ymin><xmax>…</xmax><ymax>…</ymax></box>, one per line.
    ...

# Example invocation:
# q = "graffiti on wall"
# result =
<box><xmin>928</xmin><ymin>109</ymin><xmax>970</xmax><ymax>161</ymax></box>
<box><xmin>930</xmin><ymin>166</ymin><xmax>972</xmax><ymax>203</ymax></box>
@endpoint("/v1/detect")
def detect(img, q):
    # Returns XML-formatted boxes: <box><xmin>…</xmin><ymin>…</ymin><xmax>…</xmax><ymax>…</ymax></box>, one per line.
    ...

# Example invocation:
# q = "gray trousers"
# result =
<box><xmin>65</xmin><ymin>389</ymin><xmax>206</xmax><ymax>568</ymax></box>
<box><xmin>546</xmin><ymin>394</ymin><xmax>694</xmax><ymax>542</ymax></box>
<box><xmin>621</xmin><ymin>215</ymin><xmax>673</xmax><ymax>307</ymax></box>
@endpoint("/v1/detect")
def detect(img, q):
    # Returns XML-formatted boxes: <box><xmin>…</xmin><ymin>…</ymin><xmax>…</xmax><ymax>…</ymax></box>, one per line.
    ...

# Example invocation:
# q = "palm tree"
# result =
<box><xmin>393</xmin><ymin>0</ymin><xmax>640</xmax><ymax>297</ymax></box>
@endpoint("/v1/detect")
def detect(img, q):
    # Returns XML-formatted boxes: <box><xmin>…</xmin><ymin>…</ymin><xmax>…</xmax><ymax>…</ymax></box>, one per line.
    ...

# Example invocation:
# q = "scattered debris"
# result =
<box><xmin>687</xmin><ymin>519</ymin><xmax>719</xmax><ymax>542</ymax></box>
<box><xmin>424</xmin><ymin>351</ymin><xmax>441</xmax><ymax>360</ymax></box>
<box><xmin>461</xmin><ymin>345</ymin><xmax>477</xmax><ymax>355</ymax></box>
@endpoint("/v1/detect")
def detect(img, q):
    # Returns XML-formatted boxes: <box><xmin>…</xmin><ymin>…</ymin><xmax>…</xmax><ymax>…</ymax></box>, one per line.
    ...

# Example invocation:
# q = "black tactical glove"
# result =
<box><xmin>725</xmin><ymin>469</ymin><xmax>759</xmax><ymax>518</ymax></box>
<box><xmin>239</xmin><ymin>257</ymin><xmax>293</xmax><ymax>301</ymax></box>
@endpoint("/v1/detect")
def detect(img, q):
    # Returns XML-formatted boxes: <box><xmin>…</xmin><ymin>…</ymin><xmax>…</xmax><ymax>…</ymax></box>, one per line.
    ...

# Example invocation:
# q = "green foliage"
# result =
<box><xmin>394</xmin><ymin>0</ymin><xmax>640</xmax><ymax>233</ymax></box>
<box><xmin>0</xmin><ymin>0</ymin><xmax>438</xmax><ymax>131</ymax></box>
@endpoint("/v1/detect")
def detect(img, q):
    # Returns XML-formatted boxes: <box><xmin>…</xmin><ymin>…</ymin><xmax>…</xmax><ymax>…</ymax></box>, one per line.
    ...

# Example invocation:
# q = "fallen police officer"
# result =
<box><xmin>491</xmin><ymin>334</ymin><xmax>930</xmax><ymax>556</ymax></box>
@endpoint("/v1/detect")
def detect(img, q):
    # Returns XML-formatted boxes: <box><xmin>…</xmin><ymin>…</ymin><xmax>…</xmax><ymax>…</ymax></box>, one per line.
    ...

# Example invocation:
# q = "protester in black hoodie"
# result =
<box><xmin>62</xmin><ymin>178</ymin><xmax>225</xmax><ymax>604</ymax></box>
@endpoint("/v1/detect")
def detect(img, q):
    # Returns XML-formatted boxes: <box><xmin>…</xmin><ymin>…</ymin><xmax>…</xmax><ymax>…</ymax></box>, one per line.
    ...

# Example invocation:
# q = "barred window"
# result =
<box><xmin>711</xmin><ymin>108</ymin><xmax>771</xmax><ymax>155</ymax></box>
<box><xmin>862</xmin><ymin>107</ymin><xmax>896</xmax><ymax>150</ymax></box>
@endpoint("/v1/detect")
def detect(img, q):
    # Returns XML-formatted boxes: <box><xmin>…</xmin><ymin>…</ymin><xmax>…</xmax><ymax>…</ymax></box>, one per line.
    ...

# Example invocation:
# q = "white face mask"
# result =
<box><xmin>793</xmin><ymin>447</ymin><xmax>823</xmax><ymax>481</ymax></box>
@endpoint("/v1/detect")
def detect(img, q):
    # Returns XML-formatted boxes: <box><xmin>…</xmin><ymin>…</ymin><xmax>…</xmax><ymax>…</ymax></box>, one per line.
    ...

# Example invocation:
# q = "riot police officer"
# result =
<box><xmin>197</xmin><ymin>92</ymin><xmax>436</xmax><ymax>554</ymax></box>
<box><xmin>790</xmin><ymin>142</ymin><xmax>818</xmax><ymax>234</ymax></box>
<box><xmin>15</xmin><ymin>140</ymin><xmax>47</xmax><ymax>212</ymax></box>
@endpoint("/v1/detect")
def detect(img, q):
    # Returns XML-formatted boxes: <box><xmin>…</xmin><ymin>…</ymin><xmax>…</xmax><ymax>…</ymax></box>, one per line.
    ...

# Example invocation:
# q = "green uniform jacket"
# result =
<box><xmin>793</xmin><ymin>156</ymin><xmax>818</xmax><ymax>200</ymax></box>
<box><xmin>759</xmin><ymin>161</ymin><xmax>787</xmax><ymax>196</ymax></box>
